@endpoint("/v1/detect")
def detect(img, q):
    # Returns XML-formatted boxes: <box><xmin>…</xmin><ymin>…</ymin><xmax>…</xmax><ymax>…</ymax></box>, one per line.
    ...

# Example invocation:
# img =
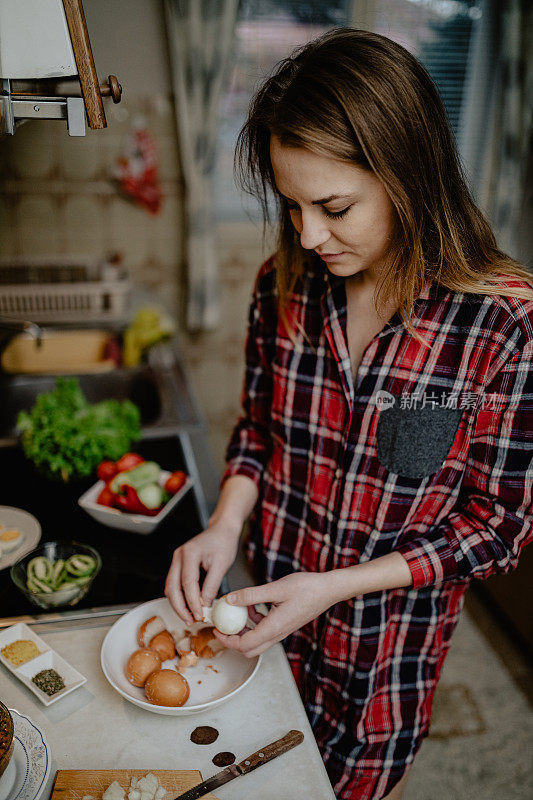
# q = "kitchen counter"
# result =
<box><xmin>1</xmin><ymin>615</ymin><xmax>335</xmax><ymax>799</ymax></box>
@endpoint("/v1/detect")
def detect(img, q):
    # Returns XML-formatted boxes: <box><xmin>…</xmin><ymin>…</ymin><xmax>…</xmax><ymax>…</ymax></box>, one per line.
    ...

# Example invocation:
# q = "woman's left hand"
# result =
<box><xmin>213</xmin><ymin>572</ymin><xmax>334</xmax><ymax>658</ymax></box>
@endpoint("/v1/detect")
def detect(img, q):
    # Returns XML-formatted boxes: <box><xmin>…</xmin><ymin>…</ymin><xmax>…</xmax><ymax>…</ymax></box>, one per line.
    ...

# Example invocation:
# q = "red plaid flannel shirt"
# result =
<box><xmin>222</xmin><ymin>255</ymin><xmax>533</xmax><ymax>799</ymax></box>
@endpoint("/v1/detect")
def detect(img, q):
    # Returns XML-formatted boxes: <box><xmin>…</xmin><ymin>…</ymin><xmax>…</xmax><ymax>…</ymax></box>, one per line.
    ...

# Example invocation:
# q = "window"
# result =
<box><xmin>215</xmin><ymin>0</ymin><xmax>484</xmax><ymax>221</ymax></box>
<box><xmin>215</xmin><ymin>0</ymin><xmax>352</xmax><ymax>221</ymax></box>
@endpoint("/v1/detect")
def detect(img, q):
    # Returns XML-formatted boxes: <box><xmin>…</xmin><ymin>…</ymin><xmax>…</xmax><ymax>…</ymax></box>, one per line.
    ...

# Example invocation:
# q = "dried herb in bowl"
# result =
<box><xmin>32</xmin><ymin>668</ymin><xmax>65</xmax><ymax>696</ymax></box>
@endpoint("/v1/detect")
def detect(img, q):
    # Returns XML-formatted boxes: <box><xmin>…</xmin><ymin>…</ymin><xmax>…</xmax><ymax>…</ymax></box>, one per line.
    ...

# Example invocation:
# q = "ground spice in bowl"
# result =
<box><xmin>31</xmin><ymin>668</ymin><xmax>65</xmax><ymax>696</ymax></box>
<box><xmin>1</xmin><ymin>640</ymin><xmax>40</xmax><ymax>666</ymax></box>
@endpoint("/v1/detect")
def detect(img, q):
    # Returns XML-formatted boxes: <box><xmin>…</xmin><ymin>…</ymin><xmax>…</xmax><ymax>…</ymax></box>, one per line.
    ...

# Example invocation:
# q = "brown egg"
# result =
<box><xmin>145</xmin><ymin>669</ymin><xmax>190</xmax><ymax>707</ymax></box>
<box><xmin>138</xmin><ymin>615</ymin><xmax>166</xmax><ymax>648</ymax></box>
<box><xmin>149</xmin><ymin>630</ymin><xmax>176</xmax><ymax>661</ymax></box>
<box><xmin>126</xmin><ymin>648</ymin><xmax>162</xmax><ymax>687</ymax></box>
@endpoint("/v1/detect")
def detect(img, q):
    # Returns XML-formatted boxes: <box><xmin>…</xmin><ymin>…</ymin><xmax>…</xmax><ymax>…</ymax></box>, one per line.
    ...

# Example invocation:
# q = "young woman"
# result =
<box><xmin>166</xmin><ymin>29</ymin><xmax>533</xmax><ymax>800</ymax></box>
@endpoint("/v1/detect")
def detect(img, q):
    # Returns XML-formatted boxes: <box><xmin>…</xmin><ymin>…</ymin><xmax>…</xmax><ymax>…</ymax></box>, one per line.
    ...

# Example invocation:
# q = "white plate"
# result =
<box><xmin>101</xmin><ymin>597</ymin><xmax>261</xmax><ymax>716</ymax></box>
<box><xmin>0</xmin><ymin>508</ymin><xmax>41</xmax><ymax>571</ymax></box>
<box><xmin>78</xmin><ymin>471</ymin><xmax>194</xmax><ymax>534</ymax></box>
<box><xmin>0</xmin><ymin>709</ymin><xmax>51</xmax><ymax>800</ymax></box>
<box><xmin>0</xmin><ymin>623</ymin><xmax>87</xmax><ymax>706</ymax></box>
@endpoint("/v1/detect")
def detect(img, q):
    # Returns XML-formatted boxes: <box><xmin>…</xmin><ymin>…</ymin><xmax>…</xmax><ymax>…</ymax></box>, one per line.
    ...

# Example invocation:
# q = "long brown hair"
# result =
<box><xmin>235</xmin><ymin>28</ymin><xmax>533</xmax><ymax>347</ymax></box>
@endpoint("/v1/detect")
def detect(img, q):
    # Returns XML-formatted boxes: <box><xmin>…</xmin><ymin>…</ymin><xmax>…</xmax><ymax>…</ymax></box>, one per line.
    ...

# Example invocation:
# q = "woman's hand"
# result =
<box><xmin>213</xmin><ymin>572</ymin><xmax>334</xmax><ymax>658</ymax></box>
<box><xmin>165</xmin><ymin>520</ymin><xmax>241</xmax><ymax>625</ymax></box>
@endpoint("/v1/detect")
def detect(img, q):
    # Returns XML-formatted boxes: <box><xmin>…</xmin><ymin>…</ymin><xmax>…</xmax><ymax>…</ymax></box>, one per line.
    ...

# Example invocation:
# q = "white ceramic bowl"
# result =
<box><xmin>100</xmin><ymin>597</ymin><xmax>261</xmax><ymax>716</ymax></box>
<box><xmin>78</xmin><ymin>471</ymin><xmax>193</xmax><ymax>534</ymax></box>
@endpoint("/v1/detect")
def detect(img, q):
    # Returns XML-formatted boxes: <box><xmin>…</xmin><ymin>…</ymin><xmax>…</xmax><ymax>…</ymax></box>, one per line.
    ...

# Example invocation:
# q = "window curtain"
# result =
<box><xmin>350</xmin><ymin>0</ymin><xmax>377</xmax><ymax>30</ymax></box>
<box><xmin>163</xmin><ymin>0</ymin><xmax>240</xmax><ymax>332</ymax></box>
<box><xmin>459</xmin><ymin>0</ymin><xmax>532</xmax><ymax>260</ymax></box>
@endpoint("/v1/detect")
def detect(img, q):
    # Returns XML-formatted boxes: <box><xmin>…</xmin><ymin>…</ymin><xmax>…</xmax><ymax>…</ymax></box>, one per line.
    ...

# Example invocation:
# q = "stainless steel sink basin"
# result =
<box><xmin>0</xmin><ymin>366</ymin><xmax>161</xmax><ymax>441</ymax></box>
<box><xmin>0</xmin><ymin>344</ymin><xmax>199</xmax><ymax>446</ymax></box>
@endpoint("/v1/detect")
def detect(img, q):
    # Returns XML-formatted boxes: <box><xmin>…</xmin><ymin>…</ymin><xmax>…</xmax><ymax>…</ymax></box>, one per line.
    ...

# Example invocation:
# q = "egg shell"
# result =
<box><xmin>212</xmin><ymin>596</ymin><xmax>248</xmax><ymax>635</ymax></box>
<box><xmin>190</xmin><ymin>626</ymin><xmax>215</xmax><ymax>656</ymax></box>
<box><xmin>145</xmin><ymin>669</ymin><xmax>190</xmax><ymax>706</ymax></box>
<box><xmin>149</xmin><ymin>630</ymin><xmax>176</xmax><ymax>661</ymax></box>
<box><xmin>138</xmin><ymin>615</ymin><xmax>166</xmax><ymax>648</ymax></box>
<box><xmin>177</xmin><ymin>651</ymin><xmax>199</xmax><ymax>671</ymax></box>
<box><xmin>125</xmin><ymin>648</ymin><xmax>162</xmax><ymax>687</ymax></box>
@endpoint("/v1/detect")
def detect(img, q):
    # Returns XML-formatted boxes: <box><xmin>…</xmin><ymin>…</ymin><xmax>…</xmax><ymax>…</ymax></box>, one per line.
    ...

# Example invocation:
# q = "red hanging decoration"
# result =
<box><xmin>114</xmin><ymin>123</ymin><xmax>162</xmax><ymax>214</ymax></box>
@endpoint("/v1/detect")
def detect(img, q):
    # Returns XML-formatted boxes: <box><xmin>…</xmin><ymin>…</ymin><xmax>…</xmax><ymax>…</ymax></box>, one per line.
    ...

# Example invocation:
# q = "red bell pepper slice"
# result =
<box><xmin>114</xmin><ymin>485</ymin><xmax>162</xmax><ymax>516</ymax></box>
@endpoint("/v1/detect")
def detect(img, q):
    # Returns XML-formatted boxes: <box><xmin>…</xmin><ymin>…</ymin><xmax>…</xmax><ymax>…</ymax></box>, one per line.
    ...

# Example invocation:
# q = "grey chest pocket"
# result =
<box><xmin>376</xmin><ymin>401</ymin><xmax>463</xmax><ymax>479</ymax></box>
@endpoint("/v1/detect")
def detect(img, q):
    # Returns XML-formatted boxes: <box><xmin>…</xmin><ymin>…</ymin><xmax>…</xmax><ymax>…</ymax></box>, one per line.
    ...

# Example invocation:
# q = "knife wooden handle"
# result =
<box><xmin>237</xmin><ymin>730</ymin><xmax>304</xmax><ymax>774</ymax></box>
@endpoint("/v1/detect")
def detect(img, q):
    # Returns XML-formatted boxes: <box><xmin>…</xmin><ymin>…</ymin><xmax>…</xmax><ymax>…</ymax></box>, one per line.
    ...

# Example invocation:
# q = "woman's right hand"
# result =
<box><xmin>164</xmin><ymin>519</ymin><xmax>242</xmax><ymax>625</ymax></box>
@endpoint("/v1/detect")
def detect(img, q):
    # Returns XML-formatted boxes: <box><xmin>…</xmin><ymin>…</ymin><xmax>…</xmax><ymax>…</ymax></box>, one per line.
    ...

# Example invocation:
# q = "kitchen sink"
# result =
<box><xmin>0</xmin><ymin>366</ymin><xmax>162</xmax><ymax>440</ymax></box>
<box><xmin>0</xmin><ymin>343</ymin><xmax>200</xmax><ymax>446</ymax></box>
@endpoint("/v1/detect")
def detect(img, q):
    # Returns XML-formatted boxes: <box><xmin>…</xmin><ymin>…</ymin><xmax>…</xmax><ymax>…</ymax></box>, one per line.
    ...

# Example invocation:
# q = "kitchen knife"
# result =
<box><xmin>171</xmin><ymin>729</ymin><xmax>304</xmax><ymax>800</ymax></box>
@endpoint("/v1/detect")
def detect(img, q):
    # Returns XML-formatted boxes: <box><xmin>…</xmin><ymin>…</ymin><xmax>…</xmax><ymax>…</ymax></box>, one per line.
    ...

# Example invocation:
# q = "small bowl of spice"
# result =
<box><xmin>31</xmin><ymin>668</ymin><xmax>65</xmax><ymax>697</ymax></box>
<box><xmin>0</xmin><ymin>638</ymin><xmax>41</xmax><ymax>667</ymax></box>
<box><xmin>0</xmin><ymin>622</ymin><xmax>87</xmax><ymax>706</ymax></box>
<box><xmin>0</xmin><ymin>702</ymin><xmax>14</xmax><ymax>780</ymax></box>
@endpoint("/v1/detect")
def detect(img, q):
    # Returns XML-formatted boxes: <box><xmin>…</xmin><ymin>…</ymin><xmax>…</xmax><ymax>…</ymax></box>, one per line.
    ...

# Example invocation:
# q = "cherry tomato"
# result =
<box><xmin>97</xmin><ymin>485</ymin><xmax>116</xmax><ymax>507</ymax></box>
<box><xmin>97</xmin><ymin>460</ymin><xmax>118</xmax><ymax>482</ymax></box>
<box><xmin>164</xmin><ymin>470</ymin><xmax>187</xmax><ymax>495</ymax></box>
<box><xmin>116</xmin><ymin>452</ymin><xmax>145</xmax><ymax>472</ymax></box>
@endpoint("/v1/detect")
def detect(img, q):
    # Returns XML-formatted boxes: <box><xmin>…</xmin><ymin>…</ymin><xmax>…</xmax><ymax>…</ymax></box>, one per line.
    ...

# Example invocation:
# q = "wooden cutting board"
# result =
<box><xmin>50</xmin><ymin>770</ymin><xmax>220</xmax><ymax>800</ymax></box>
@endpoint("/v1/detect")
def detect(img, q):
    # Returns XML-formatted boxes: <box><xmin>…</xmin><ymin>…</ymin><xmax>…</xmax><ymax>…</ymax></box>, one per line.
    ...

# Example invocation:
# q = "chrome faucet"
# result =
<box><xmin>0</xmin><ymin>317</ymin><xmax>43</xmax><ymax>348</ymax></box>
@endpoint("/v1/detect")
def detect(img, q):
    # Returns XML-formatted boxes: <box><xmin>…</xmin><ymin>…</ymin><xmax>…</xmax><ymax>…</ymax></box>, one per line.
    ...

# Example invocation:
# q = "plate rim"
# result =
<box><xmin>7</xmin><ymin>708</ymin><xmax>51</xmax><ymax>800</ymax></box>
<box><xmin>0</xmin><ymin>507</ymin><xmax>41</xmax><ymax>571</ymax></box>
<box><xmin>100</xmin><ymin>596</ymin><xmax>261</xmax><ymax>714</ymax></box>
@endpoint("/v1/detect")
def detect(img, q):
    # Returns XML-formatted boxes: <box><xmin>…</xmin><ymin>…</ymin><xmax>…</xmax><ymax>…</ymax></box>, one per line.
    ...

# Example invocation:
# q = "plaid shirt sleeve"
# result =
<box><xmin>221</xmin><ymin>260</ymin><xmax>277</xmax><ymax>489</ymax></box>
<box><xmin>397</xmin><ymin>339</ymin><xmax>533</xmax><ymax>588</ymax></box>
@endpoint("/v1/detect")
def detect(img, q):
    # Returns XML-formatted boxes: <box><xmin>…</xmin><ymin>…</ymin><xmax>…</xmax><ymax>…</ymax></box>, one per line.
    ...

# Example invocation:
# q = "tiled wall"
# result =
<box><xmin>0</xmin><ymin>93</ymin><xmax>274</xmax><ymax>478</ymax></box>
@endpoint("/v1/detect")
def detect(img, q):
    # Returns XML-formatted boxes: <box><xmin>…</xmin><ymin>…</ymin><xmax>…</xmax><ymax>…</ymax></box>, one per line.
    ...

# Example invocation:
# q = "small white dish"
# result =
<box><xmin>101</xmin><ymin>597</ymin><xmax>261</xmax><ymax>716</ymax></box>
<box><xmin>78</xmin><ymin>471</ymin><xmax>194</xmax><ymax>534</ymax></box>
<box><xmin>0</xmin><ymin>508</ymin><xmax>41</xmax><ymax>571</ymax></box>
<box><xmin>0</xmin><ymin>709</ymin><xmax>51</xmax><ymax>800</ymax></box>
<box><xmin>0</xmin><ymin>622</ymin><xmax>86</xmax><ymax>706</ymax></box>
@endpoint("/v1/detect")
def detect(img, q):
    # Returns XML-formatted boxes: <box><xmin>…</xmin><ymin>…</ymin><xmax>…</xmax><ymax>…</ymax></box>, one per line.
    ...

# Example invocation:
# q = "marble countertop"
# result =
<box><xmin>1</xmin><ymin>615</ymin><xmax>335</xmax><ymax>800</ymax></box>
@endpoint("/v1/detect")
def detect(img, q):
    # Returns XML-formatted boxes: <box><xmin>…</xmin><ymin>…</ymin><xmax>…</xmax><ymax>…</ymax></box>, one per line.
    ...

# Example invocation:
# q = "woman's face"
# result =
<box><xmin>270</xmin><ymin>135</ymin><xmax>396</xmax><ymax>285</ymax></box>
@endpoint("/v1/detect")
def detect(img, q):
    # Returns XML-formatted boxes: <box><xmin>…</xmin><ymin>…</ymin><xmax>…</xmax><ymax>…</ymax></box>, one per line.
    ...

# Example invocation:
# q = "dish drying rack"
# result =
<box><xmin>0</xmin><ymin>256</ymin><xmax>131</xmax><ymax>325</ymax></box>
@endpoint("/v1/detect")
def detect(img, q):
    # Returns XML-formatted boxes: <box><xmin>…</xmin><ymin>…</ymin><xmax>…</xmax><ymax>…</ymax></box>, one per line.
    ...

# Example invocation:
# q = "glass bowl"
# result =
<box><xmin>11</xmin><ymin>540</ymin><xmax>101</xmax><ymax>610</ymax></box>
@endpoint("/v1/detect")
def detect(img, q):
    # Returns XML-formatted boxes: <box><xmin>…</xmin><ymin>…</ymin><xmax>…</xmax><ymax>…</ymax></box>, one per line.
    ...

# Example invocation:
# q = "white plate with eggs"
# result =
<box><xmin>0</xmin><ymin>506</ymin><xmax>41</xmax><ymax>570</ymax></box>
<box><xmin>100</xmin><ymin>597</ymin><xmax>262</xmax><ymax>716</ymax></box>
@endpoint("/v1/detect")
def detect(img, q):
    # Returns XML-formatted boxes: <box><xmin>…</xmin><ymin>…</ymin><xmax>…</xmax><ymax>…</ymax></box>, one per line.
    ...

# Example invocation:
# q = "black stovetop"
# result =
<box><xmin>0</xmin><ymin>436</ymin><xmax>204</xmax><ymax>618</ymax></box>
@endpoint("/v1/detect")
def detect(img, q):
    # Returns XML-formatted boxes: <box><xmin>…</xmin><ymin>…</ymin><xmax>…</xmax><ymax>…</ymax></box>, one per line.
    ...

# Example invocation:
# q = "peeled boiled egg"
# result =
<box><xmin>145</xmin><ymin>669</ymin><xmax>190</xmax><ymax>707</ymax></box>
<box><xmin>0</xmin><ymin>529</ymin><xmax>24</xmax><ymax>553</ymax></box>
<box><xmin>211</xmin><ymin>596</ymin><xmax>248</xmax><ymax>635</ymax></box>
<box><xmin>148</xmin><ymin>630</ymin><xmax>176</xmax><ymax>661</ymax></box>
<box><xmin>125</xmin><ymin>648</ymin><xmax>162</xmax><ymax>687</ymax></box>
